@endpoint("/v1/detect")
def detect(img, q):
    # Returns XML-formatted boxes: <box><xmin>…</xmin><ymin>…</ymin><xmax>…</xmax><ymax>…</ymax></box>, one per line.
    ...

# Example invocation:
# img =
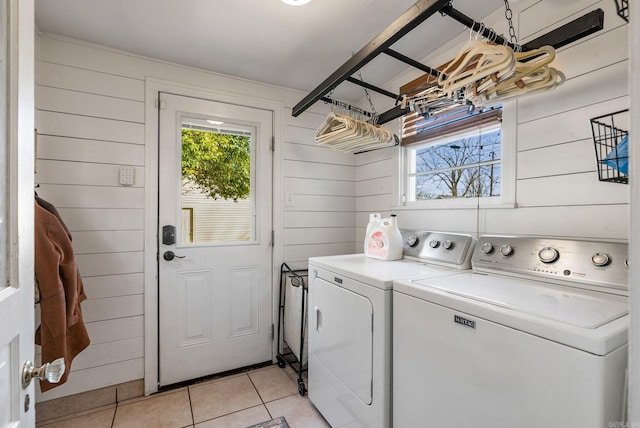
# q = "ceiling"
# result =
<box><xmin>34</xmin><ymin>0</ymin><xmax>504</xmax><ymax>102</ymax></box>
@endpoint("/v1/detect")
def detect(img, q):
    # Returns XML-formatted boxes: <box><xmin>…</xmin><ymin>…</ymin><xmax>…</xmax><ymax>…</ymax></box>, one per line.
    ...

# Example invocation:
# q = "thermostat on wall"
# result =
<box><xmin>119</xmin><ymin>166</ymin><xmax>135</xmax><ymax>186</ymax></box>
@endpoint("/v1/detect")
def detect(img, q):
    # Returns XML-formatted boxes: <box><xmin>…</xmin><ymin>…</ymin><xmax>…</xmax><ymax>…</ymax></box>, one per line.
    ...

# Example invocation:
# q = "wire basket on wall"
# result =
<box><xmin>614</xmin><ymin>0</ymin><xmax>629</xmax><ymax>22</ymax></box>
<box><xmin>590</xmin><ymin>109</ymin><xmax>629</xmax><ymax>184</ymax></box>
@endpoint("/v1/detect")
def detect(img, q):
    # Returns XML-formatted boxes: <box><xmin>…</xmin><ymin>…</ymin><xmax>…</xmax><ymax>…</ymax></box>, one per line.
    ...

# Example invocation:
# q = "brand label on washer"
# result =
<box><xmin>454</xmin><ymin>315</ymin><xmax>475</xmax><ymax>329</ymax></box>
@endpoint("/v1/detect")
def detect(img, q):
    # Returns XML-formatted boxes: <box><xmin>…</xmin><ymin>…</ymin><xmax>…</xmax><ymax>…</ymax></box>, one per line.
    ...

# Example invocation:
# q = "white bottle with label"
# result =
<box><xmin>363</xmin><ymin>213</ymin><xmax>381</xmax><ymax>254</ymax></box>
<box><xmin>365</xmin><ymin>214</ymin><xmax>403</xmax><ymax>261</ymax></box>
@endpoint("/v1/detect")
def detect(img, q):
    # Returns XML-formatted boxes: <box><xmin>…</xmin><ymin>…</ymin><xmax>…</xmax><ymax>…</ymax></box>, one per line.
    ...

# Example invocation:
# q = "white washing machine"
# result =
<box><xmin>393</xmin><ymin>235</ymin><xmax>629</xmax><ymax>428</ymax></box>
<box><xmin>308</xmin><ymin>230</ymin><xmax>476</xmax><ymax>428</ymax></box>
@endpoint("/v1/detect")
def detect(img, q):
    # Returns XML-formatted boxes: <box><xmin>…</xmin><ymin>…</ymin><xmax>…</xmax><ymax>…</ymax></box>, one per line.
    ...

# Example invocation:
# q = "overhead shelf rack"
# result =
<box><xmin>291</xmin><ymin>0</ymin><xmax>604</xmax><ymax>125</ymax></box>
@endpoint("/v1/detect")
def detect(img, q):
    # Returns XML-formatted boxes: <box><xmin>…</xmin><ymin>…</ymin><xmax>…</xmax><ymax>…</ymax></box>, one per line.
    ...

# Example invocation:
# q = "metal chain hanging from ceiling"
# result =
<box><xmin>504</xmin><ymin>0</ymin><xmax>518</xmax><ymax>45</ymax></box>
<box><xmin>357</xmin><ymin>69</ymin><xmax>379</xmax><ymax>124</ymax></box>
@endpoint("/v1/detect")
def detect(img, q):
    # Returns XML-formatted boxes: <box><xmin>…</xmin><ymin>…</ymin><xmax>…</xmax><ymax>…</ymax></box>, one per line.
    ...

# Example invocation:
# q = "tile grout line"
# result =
<box><xmin>246</xmin><ymin>372</ymin><xmax>273</xmax><ymax>420</ymax></box>
<box><xmin>187</xmin><ymin>385</ymin><xmax>195</xmax><ymax>427</ymax></box>
<box><xmin>110</xmin><ymin>403</ymin><xmax>117</xmax><ymax>428</ymax></box>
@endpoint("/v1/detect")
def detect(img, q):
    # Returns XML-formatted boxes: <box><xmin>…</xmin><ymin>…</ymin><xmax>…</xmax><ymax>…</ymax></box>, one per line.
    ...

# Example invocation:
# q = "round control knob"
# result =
<box><xmin>442</xmin><ymin>240</ymin><xmax>453</xmax><ymax>250</ymax></box>
<box><xmin>591</xmin><ymin>252</ymin><xmax>610</xmax><ymax>267</ymax></box>
<box><xmin>481</xmin><ymin>242</ymin><xmax>494</xmax><ymax>254</ymax></box>
<box><xmin>406</xmin><ymin>235</ymin><xmax>419</xmax><ymax>247</ymax></box>
<box><xmin>500</xmin><ymin>244</ymin><xmax>513</xmax><ymax>256</ymax></box>
<box><xmin>429</xmin><ymin>240</ymin><xmax>440</xmax><ymax>248</ymax></box>
<box><xmin>538</xmin><ymin>247</ymin><xmax>559</xmax><ymax>264</ymax></box>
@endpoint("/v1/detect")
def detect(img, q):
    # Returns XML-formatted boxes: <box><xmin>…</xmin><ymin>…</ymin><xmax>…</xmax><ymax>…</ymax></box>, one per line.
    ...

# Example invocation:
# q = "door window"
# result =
<box><xmin>180</xmin><ymin>116</ymin><xmax>255</xmax><ymax>244</ymax></box>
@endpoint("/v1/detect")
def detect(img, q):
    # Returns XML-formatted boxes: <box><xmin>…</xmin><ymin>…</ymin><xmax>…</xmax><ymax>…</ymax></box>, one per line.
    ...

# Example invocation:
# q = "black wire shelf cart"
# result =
<box><xmin>590</xmin><ymin>109</ymin><xmax>629</xmax><ymax>184</ymax></box>
<box><xmin>276</xmin><ymin>263</ymin><xmax>308</xmax><ymax>396</ymax></box>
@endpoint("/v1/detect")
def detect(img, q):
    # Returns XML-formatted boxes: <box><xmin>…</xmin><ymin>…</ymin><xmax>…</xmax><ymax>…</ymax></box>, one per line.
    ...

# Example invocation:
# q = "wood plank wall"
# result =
<box><xmin>357</xmin><ymin>0</ymin><xmax>630</xmax><ymax>243</ymax></box>
<box><xmin>34</xmin><ymin>34</ymin><xmax>352</xmax><ymax>401</ymax></box>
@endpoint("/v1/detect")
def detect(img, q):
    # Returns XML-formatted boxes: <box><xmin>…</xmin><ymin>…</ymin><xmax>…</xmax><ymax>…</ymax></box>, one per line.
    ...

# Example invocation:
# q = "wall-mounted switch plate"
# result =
<box><xmin>285</xmin><ymin>193</ymin><xmax>295</xmax><ymax>207</ymax></box>
<box><xmin>119</xmin><ymin>166</ymin><xmax>134</xmax><ymax>186</ymax></box>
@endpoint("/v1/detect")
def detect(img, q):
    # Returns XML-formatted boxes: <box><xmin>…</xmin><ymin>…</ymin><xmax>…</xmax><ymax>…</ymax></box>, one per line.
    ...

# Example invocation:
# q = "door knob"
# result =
<box><xmin>163</xmin><ymin>251</ymin><xmax>186</xmax><ymax>261</ymax></box>
<box><xmin>22</xmin><ymin>358</ymin><xmax>65</xmax><ymax>388</ymax></box>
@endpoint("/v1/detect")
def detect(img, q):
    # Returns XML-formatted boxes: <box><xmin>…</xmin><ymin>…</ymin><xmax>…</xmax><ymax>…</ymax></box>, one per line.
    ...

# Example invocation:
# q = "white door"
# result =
<box><xmin>1</xmin><ymin>0</ymin><xmax>35</xmax><ymax>425</ymax></box>
<box><xmin>158</xmin><ymin>92</ymin><xmax>273</xmax><ymax>386</ymax></box>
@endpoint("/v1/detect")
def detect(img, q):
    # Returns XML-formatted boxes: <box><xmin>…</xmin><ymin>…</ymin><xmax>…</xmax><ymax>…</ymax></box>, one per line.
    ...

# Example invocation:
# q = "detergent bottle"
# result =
<box><xmin>365</xmin><ymin>214</ymin><xmax>403</xmax><ymax>261</ymax></box>
<box><xmin>363</xmin><ymin>213</ymin><xmax>381</xmax><ymax>253</ymax></box>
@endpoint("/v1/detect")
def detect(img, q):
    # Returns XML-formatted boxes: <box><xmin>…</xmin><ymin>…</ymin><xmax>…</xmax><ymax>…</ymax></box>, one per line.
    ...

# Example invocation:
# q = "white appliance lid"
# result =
<box><xmin>309</xmin><ymin>254</ymin><xmax>465</xmax><ymax>290</ymax></box>
<box><xmin>409</xmin><ymin>273</ymin><xmax>628</xmax><ymax>329</ymax></box>
<box><xmin>394</xmin><ymin>272</ymin><xmax>629</xmax><ymax>355</ymax></box>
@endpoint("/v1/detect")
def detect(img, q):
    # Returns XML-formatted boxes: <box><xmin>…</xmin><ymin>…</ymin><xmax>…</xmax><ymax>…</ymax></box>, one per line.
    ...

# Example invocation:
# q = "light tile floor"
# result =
<box><xmin>36</xmin><ymin>364</ymin><xmax>330</xmax><ymax>428</ymax></box>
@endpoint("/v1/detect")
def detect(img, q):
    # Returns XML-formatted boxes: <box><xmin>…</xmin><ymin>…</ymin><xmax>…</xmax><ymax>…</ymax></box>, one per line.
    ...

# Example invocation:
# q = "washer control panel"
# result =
<box><xmin>400</xmin><ymin>229</ymin><xmax>476</xmax><ymax>269</ymax></box>
<box><xmin>473</xmin><ymin>235</ymin><xmax>629</xmax><ymax>293</ymax></box>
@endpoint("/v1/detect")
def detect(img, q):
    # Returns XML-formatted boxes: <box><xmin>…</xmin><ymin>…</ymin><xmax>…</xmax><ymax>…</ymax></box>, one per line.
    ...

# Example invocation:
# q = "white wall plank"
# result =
<box><xmin>82</xmin><ymin>295</ymin><xmax>144</xmax><ymax>323</ymax></box>
<box><xmin>283</xmin><ymin>141</ymin><xmax>355</xmax><ymax>166</ymax></box>
<box><xmin>37</xmin><ymin>110</ymin><xmax>144</xmax><ymax>145</ymax></box>
<box><xmin>284</xmin><ymin>227</ymin><xmax>356</xmax><ymax>245</ymax></box>
<box><xmin>517</xmin><ymin>173</ymin><xmax>629</xmax><ymax>206</ymax></box>
<box><xmin>554</xmin><ymin>24</ymin><xmax>629</xmax><ymax>81</ymax></box>
<box><xmin>56</xmin><ymin>208</ymin><xmax>144</xmax><ymax>231</ymax></box>
<box><xmin>76</xmin><ymin>252</ymin><xmax>144</xmax><ymax>277</ymax></box>
<box><xmin>356</xmin><ymin>176</ymin><xmax>394</xmax><ymax>197</ymax></box>
<box><xmin>283</xmin><ymin>177</ymin><xmax>355</xmax><ymax>197</ymax></box>
<box><xmin>85</xmin><ymin>316</ymin><xmax>144</xmax><ymax>344</ymax></box>
<box><xmin>283</xmin><ymin>195</ymin><xmax>355</xmax><ymax>212</ymax></box>
<box><xmin>37</xmin><ymin>185</ymin><xmax>144</xmax><ymax>209</ymax></box>
<box><xmin>283</xmin><ymin>159</ymin><xmax>355</xmax><ymax>181</ymax></box>
<box><xmin>518</xmin><ymin>139</ymin><xmax>595</xmax><ymax>179</ymax></box>
<box><xmin>285</xmin><ymin>242</ymin><xmax>356</xmax><ymax>263</ymax></box>
<box><xmin>82</xmin><ymin>274</ymin><xmax>144</xmax><ymax>299</ymax></box>
<box><xmin>518</xmin><ymin>60</ymin><xmax>628</xmax><ymax>124</ymax></box>
<box><xmin>517</xmin><ymin>96</ymin><xmax>628</xmax><ymax>151</ymax></box>
<box><xmin>36</xmin><ymin>160</ymin><xmax>144</xmax><ymax>187</ymax></box>
<box><xmin>283</xmin><ymin>211</ymin><xmax>355</xmax><ymax>228</ymax></box>
<box><xmin>356</xmin><ymin>158</ymin><xmax>393</xmax><ymax>181</ymax></box>
<box><xmin>72</xmin><ymin>230</ymin><xmax>144</xmax><ymax>254</ymax></box>
<box><xmin>71</xmin><ymin>338</ymin><xmax>144</xmax><ymax>371</ymax></box>
<box><xmin>37</xmin><ymin>135</ymin><xmax>145</xmax><ymax>166</ymax></box>
<box><xmin>36</xmin><ymin>60</ymin><xmax>145</xmax><ymax>101</ymax></box>
<box><xmin>37</xmin><ymin>85</ymin><xmax>145</xmax><ymax>123</ymax></box>
<box><xmin>357</xmin><ymin>194</ymin><xmax>395</xmax><ymax>213</ymax></box>
<box><xmin>479</xmin><ymin>204</ymin><xmax>629</xmax><ymax>239</ymax></box>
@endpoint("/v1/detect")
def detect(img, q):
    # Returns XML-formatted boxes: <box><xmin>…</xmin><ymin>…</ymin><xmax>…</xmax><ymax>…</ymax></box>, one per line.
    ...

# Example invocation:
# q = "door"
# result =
<box><xmin>309</xmin><ymin>276</ymin><xmax>373</xmax><ymax>405</ymax></box>
<box><xmin>1</xmin><ymin>0</ymin><xmax>35</xmax><ymax>425</ymax></box>
<box><xmin>158</xmin><ymin>92</ymin><xmax>273</xmax><ymax>386</ymax></box>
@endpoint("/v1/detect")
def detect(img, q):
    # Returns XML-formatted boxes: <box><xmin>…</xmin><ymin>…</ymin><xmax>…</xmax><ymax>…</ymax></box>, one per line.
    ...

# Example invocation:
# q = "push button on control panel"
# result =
<box><xmin>538</xmin><ymin>247</ymin><xmax>559</xmax><ymax>264</ymax></box>
<box><xmin>591</xmin><ymin>252</ymin><xmax>610</xmax><ymax>267</ymax></box>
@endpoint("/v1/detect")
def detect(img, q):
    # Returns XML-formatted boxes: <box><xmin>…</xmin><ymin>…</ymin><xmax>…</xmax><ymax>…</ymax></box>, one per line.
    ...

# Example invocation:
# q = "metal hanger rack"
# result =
<box><xmin>291</xmin><ymin>0</ymin><xmax>604</xmax><ymax>125</ymax></box>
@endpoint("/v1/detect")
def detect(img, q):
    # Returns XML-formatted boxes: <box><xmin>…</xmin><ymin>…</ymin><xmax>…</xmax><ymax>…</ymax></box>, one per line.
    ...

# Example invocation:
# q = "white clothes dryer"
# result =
<box><xmin>308</xmin><ymin>231</ymin><xmax>476</xmax><ymax>428</ymax></box>
<box><xmin>393</xmin><ymin>235</ymin><xmax>629</xmax><ymax>428</ymax></box>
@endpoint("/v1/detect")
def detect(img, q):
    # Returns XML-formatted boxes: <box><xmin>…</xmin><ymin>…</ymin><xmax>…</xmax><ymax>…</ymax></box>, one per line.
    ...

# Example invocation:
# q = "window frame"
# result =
<box><xmin>396</xmin><ymin>101</ymin><xmax>516</xmax><ymax>210</ymax></box>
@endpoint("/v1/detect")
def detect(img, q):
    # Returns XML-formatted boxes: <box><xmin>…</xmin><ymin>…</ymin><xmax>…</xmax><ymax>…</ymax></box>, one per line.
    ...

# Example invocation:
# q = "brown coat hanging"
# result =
<box><xmin>34</xmin><ymin>201</ymin><xmax>90</xmax><ymax>392</ymax></box>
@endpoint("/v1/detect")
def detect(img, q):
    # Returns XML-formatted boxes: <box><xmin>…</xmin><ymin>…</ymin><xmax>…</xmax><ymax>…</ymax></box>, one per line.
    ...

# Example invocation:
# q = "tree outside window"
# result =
<box><xmin>409</xmin><ymin>127</ymin><xmax>501</xmax><ymax>200</ymax></box>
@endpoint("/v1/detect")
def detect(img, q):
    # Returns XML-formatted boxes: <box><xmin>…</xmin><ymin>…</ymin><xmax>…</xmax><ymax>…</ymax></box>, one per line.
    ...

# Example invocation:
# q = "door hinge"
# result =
<box><xmin>270</xmin><ymin>136</ymin><xmax>275</xmax><ymax>152</ymax></box>
<box><xmin>155</xmin><ymin>99</ymin><xmax>167</xmax><ymax>110</ymax></box>
<box><xmin>270</xmin><ymin>230</ymin><xmax>275</xmax><ymax>247</ymax></box>
<box><xmin>271</xmin><ymin>323</ymin><xmax>275</xmax><ymax>339</ymax></box>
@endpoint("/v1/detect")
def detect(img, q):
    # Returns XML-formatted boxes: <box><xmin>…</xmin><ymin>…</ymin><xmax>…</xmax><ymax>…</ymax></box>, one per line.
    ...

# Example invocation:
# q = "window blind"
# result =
<box><xmin>401</xmin><ymin>107</ymin><xmax>502</xmax><ymax>147</ymax></box>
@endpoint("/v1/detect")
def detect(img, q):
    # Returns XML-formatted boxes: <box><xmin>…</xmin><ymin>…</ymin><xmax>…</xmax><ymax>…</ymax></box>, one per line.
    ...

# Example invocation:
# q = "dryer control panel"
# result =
<box><xmin>400</xmin><ymin>229</ymin><xmax>476</xmax><ymax>269</ymax></box>
<box><xmin>473</xmin><ymin>235</ymin><xmax>629</xmax><ymax>294</ymax></box>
